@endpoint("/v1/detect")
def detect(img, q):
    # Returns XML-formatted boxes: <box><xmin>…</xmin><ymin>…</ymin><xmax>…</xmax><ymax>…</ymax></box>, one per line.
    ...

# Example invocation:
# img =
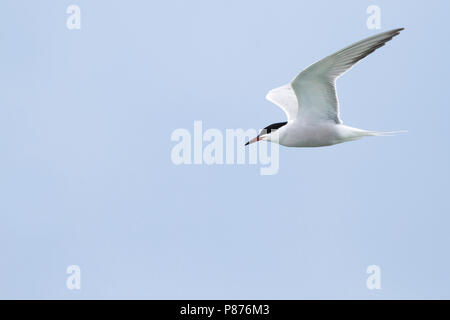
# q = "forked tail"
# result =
<box><xmin>365</xmin><ymin>130</ymin><xmax>408</xmax><ymax>137</ymax></box>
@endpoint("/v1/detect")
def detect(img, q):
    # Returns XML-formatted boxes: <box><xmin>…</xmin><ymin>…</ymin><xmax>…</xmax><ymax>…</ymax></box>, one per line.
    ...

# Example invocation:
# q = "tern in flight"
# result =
<box><xmin>246</xmin><ymin>28</ymin><xmax>404</xmax><ymax>147</ymax></box>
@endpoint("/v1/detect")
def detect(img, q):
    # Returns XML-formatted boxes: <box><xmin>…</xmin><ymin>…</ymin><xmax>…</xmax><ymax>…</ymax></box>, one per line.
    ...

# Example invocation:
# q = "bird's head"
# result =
<box><xmin>245</xmin><ymin>121</ymin><xmax>287</xmax><ymax>146</ymax></box>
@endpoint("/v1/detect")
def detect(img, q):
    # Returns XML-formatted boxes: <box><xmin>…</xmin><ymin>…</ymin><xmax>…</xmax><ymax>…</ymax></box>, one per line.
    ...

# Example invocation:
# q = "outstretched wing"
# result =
<box><xmin>266</xmin><ymin>28</ymin><xmax>403</xmax><ymax>124</ymax></box>
<box><xmin>265</xmin><ymin>84</ymin><xmax>298</xmax><ymax>121</ymax></box>
<box><xmin>291</xmin><ymin>28</ymin><xmax>403</xmax><ymax>124</ymax></box>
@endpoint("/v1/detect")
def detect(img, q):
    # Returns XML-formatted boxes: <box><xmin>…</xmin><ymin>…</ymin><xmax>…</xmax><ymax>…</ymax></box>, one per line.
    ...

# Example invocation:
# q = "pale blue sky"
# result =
<box><xmin>1</xmin><ymin>0</ymin><xmax>449</xmax><ymax>299</ymax></box>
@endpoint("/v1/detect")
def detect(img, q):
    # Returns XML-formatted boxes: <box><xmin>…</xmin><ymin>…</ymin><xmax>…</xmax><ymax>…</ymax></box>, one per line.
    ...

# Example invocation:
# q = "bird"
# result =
<box><xmin>245</xmin><ymin>28</ymin><xmax>404</xmax><ymax>148</ymax></box>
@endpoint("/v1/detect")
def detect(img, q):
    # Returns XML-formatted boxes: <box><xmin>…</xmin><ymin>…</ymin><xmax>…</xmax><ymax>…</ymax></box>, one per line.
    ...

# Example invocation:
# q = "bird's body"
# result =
<box><xmin>246</xmin><ymin>28</ymin><xmax>404</xmax><ymax>147</ymax></box>
<box><xmin>276</xmin><ymin>121</ymin><xmax>372</xmax><ymax>147</ymax></box>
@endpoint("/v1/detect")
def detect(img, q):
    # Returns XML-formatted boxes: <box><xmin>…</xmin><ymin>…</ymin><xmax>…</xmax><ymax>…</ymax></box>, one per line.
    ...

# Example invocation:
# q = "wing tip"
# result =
<box><xmin>389</xmin><ymin>27</ymin><xmax>405</xmax><ymax>37</ymax></box>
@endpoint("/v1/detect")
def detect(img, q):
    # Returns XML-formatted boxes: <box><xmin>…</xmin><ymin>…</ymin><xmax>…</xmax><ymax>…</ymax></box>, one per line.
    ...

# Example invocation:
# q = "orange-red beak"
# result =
<box><xmin>245</xmin><ymin>136</ymin><xmax>261</xmax><ymax>146</ymax></box>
